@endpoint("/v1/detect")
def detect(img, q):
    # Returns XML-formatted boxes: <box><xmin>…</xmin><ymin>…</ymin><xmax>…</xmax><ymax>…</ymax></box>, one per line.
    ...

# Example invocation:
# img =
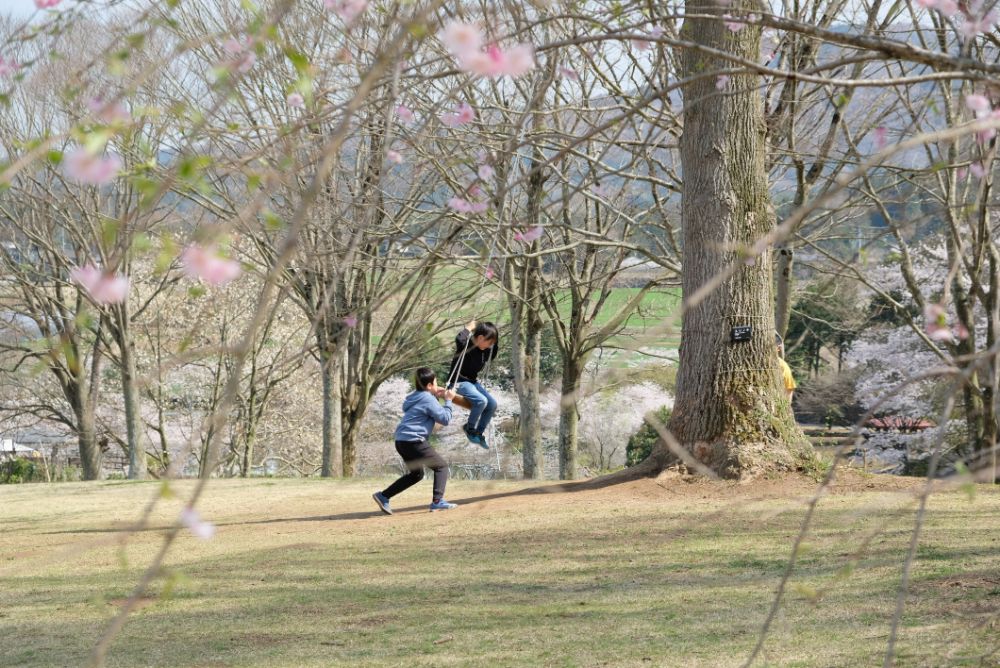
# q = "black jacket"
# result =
<box><xmin>447</xmin><ymin>328</ymin><xmax>499</xmax><ymax>385</ymax></box>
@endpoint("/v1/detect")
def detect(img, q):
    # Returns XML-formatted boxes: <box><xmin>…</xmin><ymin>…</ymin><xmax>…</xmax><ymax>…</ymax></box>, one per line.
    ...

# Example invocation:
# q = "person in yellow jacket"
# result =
<box><xmin>775</xmin><ymin>333</ymin><xmax>796</xmax><ymax>403</ymax></box>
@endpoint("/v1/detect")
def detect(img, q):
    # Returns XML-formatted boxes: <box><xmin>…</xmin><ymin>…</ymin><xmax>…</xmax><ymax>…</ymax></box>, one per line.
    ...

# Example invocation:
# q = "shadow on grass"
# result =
<box><xmin>40</xmin><ymin>478</ymin><xmax>613</xmax><ymax>534</ymax></box>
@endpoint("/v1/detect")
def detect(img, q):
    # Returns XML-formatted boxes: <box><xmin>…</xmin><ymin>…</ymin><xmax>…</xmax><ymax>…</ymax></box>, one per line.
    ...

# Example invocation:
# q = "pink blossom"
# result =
<box><xmin>64</xmin><ymin>149</ymin><xmax>122</xmax><ymax>185</ymax></box>
<box><xmin>500</xmin><ymin>44</ymin><xmax>536</xmax><ymax>77</ymax></box>
<box><xmin>715</xmin><ymin>74</ymin><xmax>730</xmax><ymax>90</ymax></box>
<box><xmin>632</xmin><ymin>27</ymin><xmax>663</xmax><ymax>52</ymax></box>
<box><xmin>386</xmin><ymin>150</ymin><xmax>404</xmax><ymax>164</ymax></box>
<box><xmin>915</xmin><ymin>0</ymin><xmax>936</xmax><ymax>7</ymax></box>
<box><xmin>344</xmin><ymin>315</ymin><xmax>358</xmax><ymax>328</ymax></box>
<box><xmin>478</xmin><ymin>164</ymin><xmax>494</xmax><ymax>180</ymax></box>
<box><xmin>723</xmin><ymin>14</ymin><xmax>745</xmax><ymax>31</ymax></box>
<box><xmin>180</xmin><ymin>507</ymin><xmax>215</xmax><ymax>540</ymax></box>
<box><xmin>954</xmin><ymin>323</ymin><xmax>969</xmax><ymax>341</ymax></box>
<box><xmin>223</xmin><ymin>38</ymin><xmax>255</xmax><ymax>73</ymax></box>
<box><xmin>0</xmin><ymin>56</ymin><xmax>22</xmax><ymax>78</ymax></box>
<box><xmin>442</xmin><ymin>21</ymin><xmax>535</xmax><ymax>78</ymax></box>
<box><xmin>965</xmin><ymin>94</ymin><xmax>991</xmax><ymax>113</ymax></box>
<box><xmin>960</xmin><ymin>11</ymin><xmax>998</xmax><ymax>38</ymax></box>
<box><xmin>287</xmin><ymin>92</ymin><xmax>305</xmax><ymax>108</ymax></box>
<box><xmin>448</xmin><ymin>196</ymin><xmax>487</xmax><ymax>214</ymax></box>
<box><xmin>957</xmin><ymin>167</ymin><xmax>968</xmax><ymax>180</ymax></box>
<box><xmin>936</xmin><ymin>0</ymin><xmax>958</xmax><ymax>16</ymax></box>
<box><xmin>970</xmin><ymin>162</ymin><xmax>987</xmax><ymax>178</ymax></box>
<box><xmin>396</xmin><ymin>105</ymin><xmax>415</xmax><ymax>123</ymax></box>
<box><xmin>86</xmin><ymin>98</ymin><xmax>131</xmax><ymax>125</ymax></box>
<box><xmin>34</xmin><ymin>0</ymin><xmax>61</xmax><ymax>8</ymax></box>
<box><xmin>924</xmin><ymin>303</ymin><xmax>951</xmax><ymax>342</ymax></box>
<box><xmin>513</xmin><ymin>226</ymin><xmax>544</xmax><ymax>243</ymax></box>
<box><xmin>70</xmin><ymin>264</ymin><xmax>130</xmax><ymax>305</ymax></box>
<box><xmin>441</xmin><ymin>102</ymin><xmax>475</xmax><ymax>127</ymax></box>
<box><xmin>976</xmin><ymin>129</ymin><xmax>996</xmax><ymax>144</ymax></box>
<box><xmin>558</xmin><ymin>66</ymin><xmax>579</xmax><ymax>80</ymax></box>
<box><xmin>441</xmin><ymin>21</ymin><xmax>484</xmax><ymax>56</ymax></box>
<box><xmin>448</xmin><ymin>197</ymin><xmax>474</xmax><ymax>213</ymax></box>
<box><xmin>485</xmin><ymin>267</ymin><xmax>495</xmax><ymax>280</ymax></box>
<box><xmin>460</xmin><ymin>43</ymin><xmax>535</xmax><ymax>78</ymax></box>
<box><xmin>325</xmin><ymin>0</ymin><xmax>368</xmax><ymax>23</ymax></box>
<box><xmin>181</xmin><ymin>244</ymin><xmax>242</xmax><ymax>286</ymax></box>
<box><xmin>873</xmin><ymin>126</ymin><xmax>888</xmax><ymax>150</ymax></box>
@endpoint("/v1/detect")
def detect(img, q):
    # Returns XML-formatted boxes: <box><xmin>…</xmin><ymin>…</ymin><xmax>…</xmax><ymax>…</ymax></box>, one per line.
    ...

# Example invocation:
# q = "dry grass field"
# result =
<box><xmin>2</xmin><ymin>472</ymin><xmax>998</xmax><ymax>667</ymax></box>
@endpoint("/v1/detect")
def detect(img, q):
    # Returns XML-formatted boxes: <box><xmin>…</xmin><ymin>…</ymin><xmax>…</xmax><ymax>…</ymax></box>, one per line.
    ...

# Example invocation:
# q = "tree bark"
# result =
<box><xmin>558</xmin><ymin>357</ymin><xmax>583</xmax><ymax>480</ymax></box>
<box><xmin>114</xmin><ymin>310</ymin><xmax>145</xmax><ymax>480</ymax></box>
<box><xmin>520</xmin><ymin>325</ymin><xmax>543</xmax><ymax>479</ymax></box>
<box><xmin>319</xmin><ymin>329</ymin><xmax>344</xmax><ymax>478</ymax></box>
<box><xmin>663</xmin><ymin>0</ymin><xmax>811</xmax><ymax>479</ymax></box>
<box><xmin>774</xmin><ymin>247</ymin><xmax>794</xmax><ymax>339</ymax></box>
<box><xmin>75</xmin><ymin>397</ymin><xmax>103</xmax><ymax>480</ymax></box>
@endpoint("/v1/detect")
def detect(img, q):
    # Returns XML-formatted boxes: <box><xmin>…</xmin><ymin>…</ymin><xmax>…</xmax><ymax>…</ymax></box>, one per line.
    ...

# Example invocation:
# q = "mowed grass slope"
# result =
<box><xmin>2</xmin><ymin>475</ymin><xmax>998</xmax><ymax>667</ymax></box>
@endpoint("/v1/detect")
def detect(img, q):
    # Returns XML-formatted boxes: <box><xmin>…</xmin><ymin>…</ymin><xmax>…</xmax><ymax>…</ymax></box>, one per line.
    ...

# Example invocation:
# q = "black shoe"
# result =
<box><xmin>463</xmin><ymin>424</ymin><xmax>482</xmax><ymax>446</ymax></box>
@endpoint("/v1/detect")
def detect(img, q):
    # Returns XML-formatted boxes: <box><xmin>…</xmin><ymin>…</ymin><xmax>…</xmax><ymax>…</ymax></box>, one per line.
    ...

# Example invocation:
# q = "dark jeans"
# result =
<box><xmin>381</xmin><ymin>439</ymin><xmax>448</xmax><ymax>502</ymax></box>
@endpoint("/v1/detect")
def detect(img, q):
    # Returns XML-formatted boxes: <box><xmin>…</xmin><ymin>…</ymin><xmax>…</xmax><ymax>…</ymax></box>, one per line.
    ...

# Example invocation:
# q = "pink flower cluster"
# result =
<box><xmin>180</xmin><ymin>507</ymin><xmax>215</xmax><ymax>540</ymax></box>
<box><xmin>71</xmin><ymin>264</ymin><xmax>130</xmax><ymax>305</ymax></box>
<box><xmin>448</xmin><ymin>195</ymin><xmax>488</xmax><ymax>214</ymax></box>
<box><xmin>924</xmin><ymin>303</ymin><xmax>969</xmax><ymax>343</ymax></box>
<box><xmin>325</xmin><ymin>0</ymin><xmax>367</xmax><ymax>24</ymax></box>
<box><xmin>223</xmin><ymin>38</ymin><xmax>256</xmax><ymax>74</ymax></box>
<box><xmin>34</xmin><ymin>0</ymin><xmax>61</xmax><ymax>8</ymax></box>
<box><xmin>513</xmin><ymin>226</ymin><xmax>543</xmax><ymax>243</ymax></box>
<box><xmin>396</xmin><ymin>105</ymin><xmax>415</xmax><ymax>123</ymax></box>
<box><xmin>64</xmin><ymin>148</ymin><xmax>123</xmax><ymax>186</ymax></box>
<box><xmin>441</xmin><ymin>102</ymin><xmax>475</xmax><ymax>127</ymax></box>
<box><xmin>86</xmin><ymin>97</ymin><xmax>131</xmax><ymax>125</ymax></box>
<box><xmin>631</xmin><ymin>26</ymin><xmax>664</xmax><ymax>52</ymax></box>
<box><xmin>181</xmin><ymin>244</ymin><xmax>242</xmax><ymax>286</ymax></box>
<box><xmin>965</xmin><ymin>92</ymin><xmax>1000</xmax><ymax>145</ymax></box>
<box><xmin>0</xmin><ymin>56</ymin><xmax>21</xmax><ymax>78</ymax></box>
<box><xmin>723</xmin><ymin>13</ymin><xmax>758</xmax><ymax>32</ymax></box>
<box><xmin>441</xmin><ymin>21</ymin><xmax>535</xmax><ymax>78</ymax></box>
<box><xmin>918</xmin><ymin>0</ymin><xmax>998</xmax><ymax>35</ymax></box>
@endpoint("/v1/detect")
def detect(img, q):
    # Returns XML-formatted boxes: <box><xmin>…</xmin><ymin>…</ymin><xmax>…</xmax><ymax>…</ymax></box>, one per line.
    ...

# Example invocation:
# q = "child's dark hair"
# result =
<box><xmin>414</xmin><ymin>367</ymin><xmax>437</xmax><ymax>391</ymax></box>
<box><xmin>473</xmin><ymin>321</ymin><xmax>498</xmax><ymax>342</ymax></box>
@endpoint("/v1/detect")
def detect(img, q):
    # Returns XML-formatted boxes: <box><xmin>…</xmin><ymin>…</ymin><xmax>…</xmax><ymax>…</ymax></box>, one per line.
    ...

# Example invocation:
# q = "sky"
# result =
<box><xmin>0</xmin><ymin>0</ymin><xmax>35</xmax><ymax>18</ymax></box>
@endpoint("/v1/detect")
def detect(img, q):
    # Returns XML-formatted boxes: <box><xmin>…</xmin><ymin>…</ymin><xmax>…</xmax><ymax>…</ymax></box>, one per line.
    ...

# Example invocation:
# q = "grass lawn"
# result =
<box><xmin>2</xmin><ymin>473</ymin><xmax>998</xmax><ymax>667</ymax></box>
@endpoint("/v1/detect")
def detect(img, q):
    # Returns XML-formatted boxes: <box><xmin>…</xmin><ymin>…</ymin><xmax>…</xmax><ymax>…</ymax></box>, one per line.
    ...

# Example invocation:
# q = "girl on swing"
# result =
<box><xmin>448</xmin><ymin>320</ymin><xmax>499</xmax><ymax>449</ymax></box>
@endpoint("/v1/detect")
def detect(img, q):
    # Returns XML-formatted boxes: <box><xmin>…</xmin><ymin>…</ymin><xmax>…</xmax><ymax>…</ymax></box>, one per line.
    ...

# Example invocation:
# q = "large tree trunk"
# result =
<box><xmin>319</xmin><ymin>328</ymin><xmax>344</xmax><ymax>477</ymax></box>
<box><xmin>558</xmin><ymin>357</ymin><xmax>583</xmax><ymax>480</ymax></box>
<box><xmin>117</xmin><ymin>322</ymin><xmax>145</xmax><ymax>480</ymax></box>
<box><xmin>663</xmin><ymin>0</ymin><xmax>810</xmax><ymax>479</ymax></box>
<box><xmin>76</xmin><ymin>400</ymin><xmax>103</xmax><ymax>480</ymax></box>
<box><xmin>520</xmin><ymin>327</ymin><xmax>543</xmax><ymax>479</ymax></box>
<box><xmin>508</xmin><ymin>249</ymin><xmax>545</xmax><ymax>479</ymax></box>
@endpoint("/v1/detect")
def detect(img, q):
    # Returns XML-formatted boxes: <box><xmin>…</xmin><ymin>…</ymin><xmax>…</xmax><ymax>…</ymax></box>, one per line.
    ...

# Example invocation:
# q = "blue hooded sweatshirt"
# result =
<box><xmin>394</xmin><ymin>390</ymin><xmax>453</xmax><ymax>442</ymax></box>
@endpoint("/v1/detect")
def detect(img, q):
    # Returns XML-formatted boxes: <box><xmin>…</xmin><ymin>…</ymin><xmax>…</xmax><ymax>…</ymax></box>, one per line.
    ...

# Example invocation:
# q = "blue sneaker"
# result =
<box><xmin>475</xmin><ymin>430</ymin><xmax>489</xmax><ymax>450</ymax></box>
<box><xmin>372</xmin><ymin>491</ymin><xmax>392</xmax><ymax>515</ymax></box>
<box><xmin>429</xmin><ymin>499</ymin><xmax>458</xmax><ymax>512</ymax></box>
<box><xmin>462</xmin><ymin>424</ymin><xmax>482</xmax><ymax>446</ymax></box>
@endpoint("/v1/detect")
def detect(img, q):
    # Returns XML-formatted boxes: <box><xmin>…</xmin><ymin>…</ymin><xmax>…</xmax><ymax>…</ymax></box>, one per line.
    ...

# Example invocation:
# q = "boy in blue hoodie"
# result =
<box><xmin>372</xmin><ymin>367</ymin><xmax>458</xmax><ymax>514</ymax></box>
